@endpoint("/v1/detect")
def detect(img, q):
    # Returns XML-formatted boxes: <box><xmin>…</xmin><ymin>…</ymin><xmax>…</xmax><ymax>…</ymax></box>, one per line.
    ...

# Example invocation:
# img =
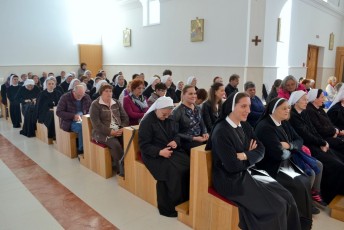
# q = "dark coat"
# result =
<box><xmin>225</xmin><ymin>84</ymin><xmax>238</xmax><ymax>98</ymax></box>
<box><xmin>56</xmin><ymin>91</ymin><xmax>92</xmax><ymax>131</ymax></box>
<box><xmin>327</xmin><ymin>102</ymin><xmax>344</xmax><ymax>131</ymax></box>
<box><xmin>60</xmin><ymin>81</ymin><xmax>70</xmax><ymax>93</ymax></box>
<box><xmin>36</xmin><ymin>90</ymin><xmax>62</xmax><ymax>123</ymax></box>
<box><xmin>201</xmin><ymin>100</ymin><xmax>221</xmax><ymax>132</ymax></box>
<box><xmin>247</xmin><ymin>96</ymin><xmax>265</xmax><ymax>127</ymax></box>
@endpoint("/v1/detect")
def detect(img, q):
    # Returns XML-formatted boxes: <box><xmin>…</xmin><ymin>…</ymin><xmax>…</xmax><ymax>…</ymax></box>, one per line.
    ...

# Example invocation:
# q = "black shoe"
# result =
<box><xmin>312</xmin><ymin>205</ymin><xmax>320</xmax><ymax>215</ymax></box>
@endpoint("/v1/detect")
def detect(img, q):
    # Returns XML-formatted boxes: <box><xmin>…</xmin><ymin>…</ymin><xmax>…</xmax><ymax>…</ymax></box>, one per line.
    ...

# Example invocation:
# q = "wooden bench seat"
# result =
<box><xmin>80</xmin><ymin>114</ymin><xmax>112</xmax><ymax>179</ymax></box>
<box><xmin>36</xmin><ymin>122</ymin><xmax>53</xmax><ymax>144</ymax></box>
<box><xmin>117</xmin><ymin>126</ymin><xmax>157</xmax><ymax>207</ymax></box>
<box><xmin>53</xmin><ymin>107</ymin><xmax>78</xmax><ymax>158</ymax></box>
<box><xmin>176</xmin><ymin>145</ymin><xmax>239</xmax><ymax>229</ymax></box>
<box><xmin>329</xmin><ymin>195</ymin><xmax>344</xmax><ymax>222</ymax></box>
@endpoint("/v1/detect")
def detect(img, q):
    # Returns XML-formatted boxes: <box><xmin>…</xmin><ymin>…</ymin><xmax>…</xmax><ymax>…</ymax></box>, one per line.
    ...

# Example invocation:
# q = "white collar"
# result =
<box><xmin>226</xmin><ymin>116</ymin><xmax>241</xmax><ymax>128</ymax></box>
<box><xmin>269</xmin><ymin>114</ymin><xmax>281</xmax><ymax>126</ymax></box>
<box><xmin>99</xmin><ymin>97</ymin><xmax>116</xmax><ymax>107</ymax></box>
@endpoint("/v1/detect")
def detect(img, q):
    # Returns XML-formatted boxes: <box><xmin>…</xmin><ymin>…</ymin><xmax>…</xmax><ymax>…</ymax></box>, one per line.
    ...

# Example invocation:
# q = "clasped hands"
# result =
<box><xmin>193</xmin><ymin>134</ymin><xmax>209</xmax><ymax>143</ymax></box>
<box><xmin>110</xmin><ymin>128</ymin><xmax>123</xmax><ymax>137</ymax></box>
<box><xmin>159</xmin><ymin>141</ymin><xmax>178</xmax><ymax>158</ymax></box>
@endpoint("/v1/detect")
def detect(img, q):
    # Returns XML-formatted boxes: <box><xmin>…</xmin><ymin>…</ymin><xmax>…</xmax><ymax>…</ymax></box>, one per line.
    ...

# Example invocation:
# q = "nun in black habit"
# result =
<box><xmin>6</xmin><ymin>75</ymin><xmax>22</xmax><ymax>128</ymax></box>
<box><xmin>138</xmin><ymin>96</ymin><xmax>190</xmax><ymax>218</ymax></box>
<box><xmin>206</xmin><ymin>92</ymin><xmax>301</xmax><ymax>230</ymax></box>
<box><xmin>16</xmin><ymin>79</ymin><xmax>41</xmax><ymax>137</ymax></box>
<box><xmin>36</xmin><ymin>77</ymin><xmax>62</xmax><ymax>138</ymax></box>
<box><xmin>255</xmin><ymin>97</ymin><xmax>312</xmax><ymax>230</ymax></box>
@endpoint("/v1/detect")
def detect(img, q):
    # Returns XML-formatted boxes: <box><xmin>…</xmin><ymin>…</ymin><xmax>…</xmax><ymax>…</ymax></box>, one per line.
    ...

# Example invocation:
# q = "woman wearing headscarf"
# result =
<box><xmin>142</xmin><ymin>76</ymin><xmax>160</xmax><ymax>99</ymax></box>
<box><xmin>68</xmin><ymin>78</ymin><xmax>81</xmax><ymax>92</ymax></box>
<box><xmin>36</xmin><ymin>77</ymin><xmax>62</xmax><ymax>139</ymax></box>
<box><xmin>255</xmin><ymin>97</ymin><xmax>313</xmax><ymax>230</ymax></box>
<box><xmin>7</xmin><ymin>75</ymin><xmax>22</xmax><ymax>128</ymax></box>
<box><xmin>91</xmin><ymin>79</ymin><xmax>108</xmax><ymax>101</ymax></box>
<box><xmin>278</xmin><ymin>75</ymin><xmax>306</xmax><ymax>100</ymax></box>
<box><xmin>202</xmin><ymin>82</ymin><xmax>225</xmax><ymax>132</ymax></box>
<box><xmin>90</xmin><ymin>84</ymin><xmax>129</xmax><ymax>174</ymax></box>
<box><xmin>206</xmin><ymin>92</ymin><xmax>301</xmax><ymax>230</ymax></box>
<box><xmin>16</xmin><ymin>79</ymin><xmax>41</xmax><ymax>137</ymax></box>
<box><xmin>123</xmin><ymin>79</ymin><xmax>149</xmax><ymax>125</ymax></box>
<box><xmin>175</xmin><ymin>80</ymin><xmax>184</xmax><ymax>103</ymax></box>
<box><xmin>113</xmin><ymin>74</ymin><xmax>126</xmax><ymax>100</ymax></box>
<box><xmin>327</xmin><ymin>85</ymin><xmax>344</xmax><ymax>131</ymax></box>
<box><xmin>305</xmin><ymin>89</ymin><xmax>344</xmax><ymax>155</ymax></box>
<box><xmin>172</xmin><ymin>85</ymin><xmax>208</xmax><ymax>154</ymax></box>
<box><xmin>289</xmin><ymin>90</ymin><xmax>344</xmax><ymax>204</ymax></box>
<box><xmin>186</xmin><ymin>76</ymin><xmax>198</xmax><ymax>91</ymax></box>
<box><xmin>139</xmin><ymin>96</ymin><xmax>190</xmax><ymax>217</ymax></box>
<box><xmin>161</xmin><ymin>75</ymin><xmax>178</xmax><ymax>103</ymax></box>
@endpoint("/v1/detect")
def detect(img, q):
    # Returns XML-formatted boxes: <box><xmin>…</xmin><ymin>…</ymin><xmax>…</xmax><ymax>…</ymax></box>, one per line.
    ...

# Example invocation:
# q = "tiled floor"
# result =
<box><xmin>0</xmin><ymin>118</ymin><xmax>343</xmax><ymax>229</ymax></box>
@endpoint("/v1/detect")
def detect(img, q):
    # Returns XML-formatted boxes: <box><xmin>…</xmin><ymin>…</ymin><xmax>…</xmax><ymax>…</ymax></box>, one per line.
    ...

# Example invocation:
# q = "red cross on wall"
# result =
<box><xmin>252</xmin><ymin>36</ymin><xmax>262</xmax><ymax>46</ymax></box>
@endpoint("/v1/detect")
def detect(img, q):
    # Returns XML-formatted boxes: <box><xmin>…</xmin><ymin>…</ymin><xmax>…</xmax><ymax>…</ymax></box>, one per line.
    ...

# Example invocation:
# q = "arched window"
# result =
<box><xmin>140</xmin><ymin>0</ymin><xmax>160</xmax><ymax>26</ymax></box>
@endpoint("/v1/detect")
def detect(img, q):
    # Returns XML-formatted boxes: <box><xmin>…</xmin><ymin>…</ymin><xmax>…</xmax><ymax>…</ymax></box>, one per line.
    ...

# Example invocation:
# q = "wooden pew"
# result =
<box><xmin>6</xmin><ymin>98</ymin><xmax>11</xmax><ymax>124</ymax></box>
<box><xmin>0</xmin><ymin>94</ymin><xmax>7</xmax><ymax>119</ymax></box>
<box><xmin>80</xmin><ymin>114</ymin><xmax>112</xmax><ymax>179</ymax></box>
<box><xmin>117</xmin><ymin>126</ymin><xmax>157</xmax><ymax>207</ymax></box>
<box><xmin>329</xmin><ymin>195</ymin><xmax>344</xmax><ymax>222</ymax></box>
<box><xmin>36</xmin><ymin>122</ymin><xmax>53</xmax><ymax>144</ymax></box>
<box><xmin>176</xmin><ymin>145</ymin><xmax>239</xmax><ymax>230</ymax></box>
<box><xmin>53</xmin><ymin>107</ymin><xmax>78</xmax><ymax>158</ymax></box>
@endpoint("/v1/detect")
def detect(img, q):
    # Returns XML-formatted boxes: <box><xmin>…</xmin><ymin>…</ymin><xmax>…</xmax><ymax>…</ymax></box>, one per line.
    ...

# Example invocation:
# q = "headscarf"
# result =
<box><xmin>257</xmin><ymin>97</ymin><xmax>288</xmax><ymax>124</ymax></box>
<box><xmin>288</xmin><ymin>90</ymin><xmax>307</xmax><ymax>106</ymax></box>
<box><xmin>141</xmin><ymin>96</ymin><xmax>174</xmax><ymax>121</ymax></box>
<box><xmin>4</xmin><ymin>75</ymin><xmax>12</xmax><ymax>88</ymax></box>
<box><xmin>175</xmin><ymin>80</ymin><xmax>183</xmax><ymax>91</ymax></box>
<box><xmin>161</xmin><ymin>75</ymin><xmax>172</xmax><ymax>84</ymax></box>
<box><xmin>329</xmin><ymin>85</ymin><xmax>344</xmax><ymax>109</ymax></box>
<box><xmin>147</xmin><ymin>76</ymin><xmax>159</xmax><ymax>88</ymax></box>
<box><xmin>186</xmin><ymin>76</ymin><xmax>196</xmax><ymax>85</ymax></box>
<box><xmin>95</xmin><ymin>80</ymin><xmax>107</xmax><ymax>93</ymax></box>
<box><xmin>68</xmin><ymin>79</ymin><xmax>81</xmax><ymax>91</ymax></box>
<box><xmin>43</xmin><ymin>76</ymin><xmax>57</xmax><ymax>90</ymax></box>
<box><xmin>23</xmin><ymin>79</ymin><xmax>35</xmax><ymax>86</ymax></box>
<box><xmin>9</xmin><ymin>75</ymin><xmax>18</xmax><ymax>86</ymax></box>
<box><xmin>307</xmin><ymin>89</ymin><xmax>319</xmax><ymax>103</ymax></box>
<box><xmin>115</xmin><ymin>75</ymin><xmax>124</xmax><ymax>87</ymax></box>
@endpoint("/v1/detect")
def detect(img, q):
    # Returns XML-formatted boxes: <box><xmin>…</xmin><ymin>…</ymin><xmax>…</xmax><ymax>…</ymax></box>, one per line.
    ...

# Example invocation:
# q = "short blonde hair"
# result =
<box><xmin>328</xmin><ymin>76</ymin><xmax>336</xmax><ymax>84</ymax></box>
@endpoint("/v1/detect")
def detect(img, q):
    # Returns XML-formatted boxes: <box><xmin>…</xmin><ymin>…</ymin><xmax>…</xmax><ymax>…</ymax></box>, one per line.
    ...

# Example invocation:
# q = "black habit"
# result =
<box><xmin>36</xmin><ymin>90</ymin><xmax>62</xmax><ymax>138</ymax></box>
<box><xmin>289</xmin><ymin>107</ymin><xmax>344</xmax><ymax>203</ymax></box>
<box><xmin>139</xmin><ymin>111</ymin><xmax>190</xmax><ymax>217</ymax></box>
<box><xmin>327</xmin><ymin>102</ymin><xmax>344</xmax><ymax>131</ymax></box>
<box><xmin>255</xmin><ymin>116</ymin><xmax>312</xmax><ymax>229</ymax></box>
<box><xmin>207</xmin><ymin>119</ymin><xmax>301</xmax><ymax>230</ymax></box>
<box><xmin>7</xmin><ymin>85</ymin><xmax>21</xmax><ymax>128</ymax></box>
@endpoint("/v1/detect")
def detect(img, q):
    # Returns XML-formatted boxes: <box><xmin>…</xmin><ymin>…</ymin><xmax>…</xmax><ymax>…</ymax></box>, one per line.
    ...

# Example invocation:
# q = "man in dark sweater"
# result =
<box><xmin>225</xmin><ymin>74</ymin><xmax>240</xmax><ymax>98</ymax></box>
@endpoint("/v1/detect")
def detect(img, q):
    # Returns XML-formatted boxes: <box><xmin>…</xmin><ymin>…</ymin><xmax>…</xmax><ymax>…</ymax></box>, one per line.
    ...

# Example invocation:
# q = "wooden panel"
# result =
<box><xmin>329</xmin><ymin>195</ymin><xmax>344</xmax><ymax>222</ymax></box>
<box><xmin>335</xmin><ymin>47</ymin><xmax>344</xmax><ymax>83</ymax></box>
<box><xmin>79</xmin><ymin>44</ymin><xmax>103</xmax><ymax>76</ymax></box>
<box><xmin>306</xmin><ymin>45</ymin><xmax>319</xmax><ymax>84</ymax></box>
<box><xmin>36</xmin><ymin>122</ymin><xmax>53</xmax><ymax>145</ymax></box>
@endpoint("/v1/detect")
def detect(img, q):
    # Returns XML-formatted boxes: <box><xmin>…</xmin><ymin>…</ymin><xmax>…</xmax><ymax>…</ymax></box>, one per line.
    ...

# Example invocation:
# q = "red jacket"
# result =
<box><xmin>277</xmin><ymin>84</ymin><xmax>306</xmax><ymax>100</ymax></box>
<box><xmin>123</xmin><ymin>95</ymin><xmax>148</xmax><ymax>125</ymax></box>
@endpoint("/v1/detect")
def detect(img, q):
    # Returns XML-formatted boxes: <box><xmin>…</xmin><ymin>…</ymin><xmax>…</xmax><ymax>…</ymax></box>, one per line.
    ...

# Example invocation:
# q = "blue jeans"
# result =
<box><xmin>71</xmin><ymin>121</ymin><xmax>83</xmax><ymax>151</ymax></box>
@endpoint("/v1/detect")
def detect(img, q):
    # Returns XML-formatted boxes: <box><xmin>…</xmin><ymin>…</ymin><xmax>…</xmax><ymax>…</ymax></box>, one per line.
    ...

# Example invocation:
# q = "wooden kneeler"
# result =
<box><xmin>80</xmin><ymin>114</ymin><xmax>112</xmax><ymax>179</ymax></box>
<box><xmin>36</xmin><ymin>122</ymin><xmax>53</xmax><ymax>144</ymax></box>
<box><xmin>176</xmin><ymin>145</ymin><xmax>239</xmax><ymax>229</ymax></box>
<box><xmin>53</xmin><ymin>107</ymin><xmax>78</xmax><ymax>158</ymax></box>
<box><xmin>329</xmin><ymin>195</ymin><xmax>344</xmax><ymax>222</ymax></box>
<box><xmin>117</xmin><ymin>126</ymin><xmax>157</xmax><ymax>207</ymax></box>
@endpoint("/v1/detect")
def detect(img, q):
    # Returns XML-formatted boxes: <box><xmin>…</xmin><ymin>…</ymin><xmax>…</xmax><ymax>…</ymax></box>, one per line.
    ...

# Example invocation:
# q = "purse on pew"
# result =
<box><xmin>118</xmin><ymin>126</ymin><xmax>137</xmax><ymax>177</ymax></box>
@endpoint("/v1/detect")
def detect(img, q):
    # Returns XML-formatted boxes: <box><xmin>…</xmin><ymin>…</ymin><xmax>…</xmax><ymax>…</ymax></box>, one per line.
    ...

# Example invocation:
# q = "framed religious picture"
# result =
<box><xmin>191</xmin><ymin>18</ymin><xmax>204</xmax><ymax>42</ymax></box>
<box><xmin>329</xmin><ymin>33</ymin><xmax>334</xmax><ymax>51</ymax></box>
<box><xmin>123</xmin><ymin>28</ymin><xmax>131</xmax><ymax>47</ymax></box>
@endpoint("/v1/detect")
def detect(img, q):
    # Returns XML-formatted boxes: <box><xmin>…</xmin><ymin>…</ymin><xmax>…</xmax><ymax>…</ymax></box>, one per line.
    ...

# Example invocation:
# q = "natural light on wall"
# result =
<box><xmin>140</xmin><ymin>0</ymin><xmax>160</xmax><ymax>26</ymax></box>
<box><xmin>276</xmin><ymin>0</ymin><xmax>292</xmax><ymax>79</ymax></box>
<box><xmin>66</xmin><ymin>0</ymin><xmax>116</xmax><ymax>44</ymax></box>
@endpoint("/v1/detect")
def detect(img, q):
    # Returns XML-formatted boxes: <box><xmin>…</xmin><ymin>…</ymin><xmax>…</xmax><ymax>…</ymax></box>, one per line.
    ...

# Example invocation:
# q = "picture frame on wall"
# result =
<box><xmin>191</xmin><ymin>18</ymin><xmax>204</xmax><ymax>42</ymax></box>
<box><xmin>123</xmin><ymin>28</ymin><xmax>131</xmax><ymax>47</ymax></box>
<box><xmin>329</xmin><ymin>32</ymin><xmax>334</xmax><ymax>51</ymax></box>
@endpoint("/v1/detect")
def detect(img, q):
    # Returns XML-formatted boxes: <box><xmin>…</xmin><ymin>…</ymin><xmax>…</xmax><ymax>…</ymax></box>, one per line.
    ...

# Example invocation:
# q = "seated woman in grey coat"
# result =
<box><xmin>89</xmin><ymin>84</ymin><xmax>129</xmax><ymax>173</ymax></box>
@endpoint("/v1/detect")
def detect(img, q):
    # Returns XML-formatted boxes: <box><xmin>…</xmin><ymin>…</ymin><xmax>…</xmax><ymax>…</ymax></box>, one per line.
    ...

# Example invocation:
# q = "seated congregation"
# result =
<box><xmin>1</xmin><ymin>69</ymin><xmax>344</xmax><ymax>230</ymax></box>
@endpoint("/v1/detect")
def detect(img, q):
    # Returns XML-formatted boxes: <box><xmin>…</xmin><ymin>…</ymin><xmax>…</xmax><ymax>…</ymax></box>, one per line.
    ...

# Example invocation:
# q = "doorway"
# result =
<box><xmin>335</xmin><ymin>47</ymin><xmax>344</xmax><ymax>83</ymax></box>
<box><xmin>78</xmin><ymin>44</ymin><xmax>103</xmax><ymax>77</ymax></box>
<box><xmin>306</xmin><ymin>45</ymin><xmax>319</xmax><ymax>85</ymax></box>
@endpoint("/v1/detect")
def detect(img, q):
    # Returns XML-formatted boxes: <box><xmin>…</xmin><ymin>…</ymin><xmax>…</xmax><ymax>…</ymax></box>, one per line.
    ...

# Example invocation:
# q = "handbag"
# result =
<box><xmin>118</xmin><ymin>126</ymin><xmax>137</xmax><ymax>177</ymax></box>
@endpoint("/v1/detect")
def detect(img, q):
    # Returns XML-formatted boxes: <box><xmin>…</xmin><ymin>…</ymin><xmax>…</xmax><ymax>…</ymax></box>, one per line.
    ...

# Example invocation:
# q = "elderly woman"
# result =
<box><xmin>175</xmin><ymin>81</ymin><xmax>184</xmax><ymax>103</ymax></box>
<box><xmin>306</xmin><ymin>89</ymin><xmax>344</xmax><ymax>155</ymax></box>
<box><xmin>327</xmin><ymin>85</ymin><xmax>344</xmax><ymax>130</ymax></box>
<box><xmin>36</xmin><ymin>77</ymin><xmax>62</xmax><ymax>139</ymax></box>
<box><xmin>202</xmin><ymin>82</ymin><xmax>225</xmax><ymax>132</ymax></box>
<box><xmin>7</xmin><ymin>75</ymin><xmax>21</xmax><ymax>128</ymax></box>
<box><xmin>91</xmin><ymin>79</ymin><xmax>108</xmax><ymax>101</ymax></box>
<box><xmin>325</xmin><ymin>76</ymin><xmax>337</xmax><ymax>102</ymax></box>
<box><xmin>173</xmin><ymin>85</ymin><xmax>208</xmax><ymax>154</ymax></box>
<box><xmin>289</xmin><ymin>90</ymin><xmax>344</xmax><ymax>204</ymax></box>
<box><xmin>143</xmin><ymin>76</ymin><xmax>160</xmax><ymax>99</ymax></box>
<box><xmin>113</xmin><ymin>74</ymin><xmax>126</xmax><ymax>100</ymax></box>
<box><xmin>278</xmin><ymin>75</ymin><xmax>306</xmax><ymax>100</ymax></box>
<box><xmin>255</xmin><ymin>98</ymin><xmax>313</xmax><ymax>229</ymax></box>
<box><xmin>206</xmin><ymin>92</ymin><xmax>300</xmax><ymax>230</ymax></box>
<box><xmin>161</xmin><ymin>75</ymin><xmax>178</xmax><ymax>103</ymax></box>
<box><xmin>186</xmin><ymin>76</ymin><xmax>198</xmax><ymax>91</ymax></box>
<box><xmin>139</xmin><ymin>96</ymin><xmax>189</xmax><ymax>217</ymax></box>
<box><xmin>16</xmin><ymin>79</ymin><xmax>41</xmax><ymax>137</ymax></box>
<box><xmin>90</xmin><ymin>84</ymin><xmax>129</xmax><ymax>173</ymax></box>
<box><xmin>123</xmin><ymin>79</ymin><xmax>149</xmax><ymax>125</ymax></box>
